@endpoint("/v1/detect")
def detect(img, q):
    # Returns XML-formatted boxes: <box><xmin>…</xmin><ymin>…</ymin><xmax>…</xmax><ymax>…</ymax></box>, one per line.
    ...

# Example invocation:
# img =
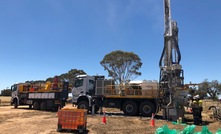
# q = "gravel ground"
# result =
<box><xmin>0</xmin><ymin>103</ymin><xmax>221</xmax><ymax>134</ymax></box>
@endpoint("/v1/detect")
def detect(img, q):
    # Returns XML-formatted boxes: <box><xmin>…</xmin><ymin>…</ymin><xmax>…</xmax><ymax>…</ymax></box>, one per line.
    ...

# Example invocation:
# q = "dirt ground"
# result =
<box><xmin>0</xmin><ymin>102</ymin><xmax>221</xmax><ymax>134</ymax></box>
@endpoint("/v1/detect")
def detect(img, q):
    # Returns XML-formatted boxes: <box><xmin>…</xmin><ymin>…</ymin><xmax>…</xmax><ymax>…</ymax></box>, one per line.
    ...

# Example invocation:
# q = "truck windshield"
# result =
<box><xmin>11</xmin><ymin>85</ymin><xmax>17</xmax><ymax>91</ymax></box>
<box><xmin>74</xmin><ymin>79</ymin><xmax>83</xmax><ymax>87</ymax></box>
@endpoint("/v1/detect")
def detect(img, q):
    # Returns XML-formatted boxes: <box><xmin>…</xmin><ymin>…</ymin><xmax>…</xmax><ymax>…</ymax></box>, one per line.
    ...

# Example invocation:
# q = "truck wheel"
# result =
<box><xmin>95</xmin><ymin>105</ymin><xmax>100</xmax><ymax>113</ymax></box>
<box><xmin>33</xmin><ymin>101</ymin><xmax>40</xmax><ymax>110</ymax></box>
<box><xmin>14</xmin><ymin>100</ymin><xmax>18</xmax><ymax>109</ymax></box>
<box><xmin>122</xmin><ymin>101</ymin><xmax>138</xmax><ymax>116</ymax></box>
<box><xmin>29</xmin><ymin>105</ymin><xmax>32</xmax><ymax>109</ymax></box>
<box><xmin>90</xmin><ymin>105</ymin><xmax>100</xmax><ymax>114</ymax></box>
<box><xmin>139</xmin><ymin>101</ymin><xmax>155</xmax><ymax>117</ymax></box>
<box><xmin>40</xmin><ymin>101</ymin><xmax>47</xmax><ymax>111</ymax></box>
<box><xmin>57</xmin><ymin>124</ymin><xmax>62</xmax><ymax>132</ymax></box>
<box><xmin>77</xmin><ymin>101</ymin><xmax>89</xmax><ymax>110</ymax></box>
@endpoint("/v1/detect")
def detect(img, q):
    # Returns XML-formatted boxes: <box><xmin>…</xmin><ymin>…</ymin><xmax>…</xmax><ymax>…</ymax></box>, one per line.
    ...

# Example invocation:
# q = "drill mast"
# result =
<box><xmin>158</xmin><ymin>0</ymin><xmax>187</xmax><ymax>121</ymax></box>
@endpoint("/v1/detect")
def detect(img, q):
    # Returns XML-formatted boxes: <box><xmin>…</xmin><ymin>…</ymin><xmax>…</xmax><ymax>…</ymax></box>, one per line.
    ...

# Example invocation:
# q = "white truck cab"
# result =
<box><xmin>72</xmin><ymin>75</ymin><xmax>95</xmax><ymax>104</ymax></box>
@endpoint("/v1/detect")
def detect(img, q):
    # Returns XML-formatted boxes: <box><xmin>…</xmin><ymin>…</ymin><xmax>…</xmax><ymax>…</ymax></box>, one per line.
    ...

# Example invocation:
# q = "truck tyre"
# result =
<box><xmin>89</xmin><ymin>105</ymin><xmax>100</xmax><ymax>114</ymax></box>
<box><xmin>77</xmin><ymin>101</ymin><xmax>89</xmax><ymax>110</ymax></box>
<box><xmin>139</xmin><ymin>101</ymin><xmax>155</xmax><ymax>117</ymax></box>
<box><xmin>29</xmin><ymin>105</ymin><xmax>32</xmax><ymax>109</ymax></box>
<box><xmin>33</xmin><ymin>101</ymin><xmax>40</xmax><ymax>110</ymax></box>
<box><xmin>14</xmin><ymin>99</ymin><xmax>18</xmax><ymax>109</ymax></box>
<box><xmin>57</xmin><ymin>124</ymin><xmax>62</xmax><ymax>132</ymax></box>
<box><xmin>95</xmin><ymin>105</ymin><xmax>100</xmax><ymax>113</ymax></box>
<box><xmin>40</xmin><ymin>101</ymin><xmax>47</xmax><ymax>111</ymax></box>
<box><xmin>122</xmin><ymin>101</ymin><xmax>138</xmax><ymax>116</ymax></box>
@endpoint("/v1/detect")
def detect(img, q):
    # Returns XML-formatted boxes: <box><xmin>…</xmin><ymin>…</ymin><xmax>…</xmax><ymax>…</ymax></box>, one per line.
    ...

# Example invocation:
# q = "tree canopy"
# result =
<box><xmin>198</xmin><ymin>79</ymin><xmax>221</xmax><ymax>100</ymax></box>
<box><xmin>186</xmin><ymin>80</ymin><xmax>221</xmax><ymax>100</ymax></box>
<box><xmin>100</xmin><ymin>50</ymin><xmax>142</xmax><ymax>84</ymax></box>
<box><xmin>46</xmin><ymin>69</ymin><xmax>86</xmax><ymax>83</ymax></box>
<box><xmin>24</xmin><ymin>69</ymin><xmax>86</xmax><ymax>84</ymax></box>
<box><xmin>0</xmin><ymin>89</ymin><xmax>11</xmax><ymax>96</ymax></box>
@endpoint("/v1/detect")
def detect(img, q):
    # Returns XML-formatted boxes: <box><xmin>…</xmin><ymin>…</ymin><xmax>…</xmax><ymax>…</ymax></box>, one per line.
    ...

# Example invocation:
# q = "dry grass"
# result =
<box><xmin>0</xmin><ymin>96</ymin><xmax>11</xmax><ymax>106</ymax></box>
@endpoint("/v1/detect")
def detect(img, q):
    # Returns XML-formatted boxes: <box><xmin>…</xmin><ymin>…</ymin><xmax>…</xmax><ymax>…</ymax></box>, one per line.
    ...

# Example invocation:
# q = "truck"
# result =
<box><xmin>11</xmin><ymin>77</ymin><xmax>69</xmax><ymax>111</ymax></box>
<box><xmin>72</xmin><ymin>74</ymin><xmax>159</xmax><ymax>117</ymax></box>
<box><xmin>72</xmin><ymin>0</ymin><xmax>189</xmax><ymax>120</ymax></box>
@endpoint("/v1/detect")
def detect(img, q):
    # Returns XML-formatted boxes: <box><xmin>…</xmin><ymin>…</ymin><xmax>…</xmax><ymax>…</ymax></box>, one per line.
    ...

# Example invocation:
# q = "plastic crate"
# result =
<box><xmin>57</xmin><ymin>108</ymin><xmax>87</xmax><ymax>132</ymax></box>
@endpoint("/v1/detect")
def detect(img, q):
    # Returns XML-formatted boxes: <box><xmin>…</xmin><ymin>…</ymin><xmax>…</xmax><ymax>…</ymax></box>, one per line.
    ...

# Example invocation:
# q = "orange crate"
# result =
<box><xmin>57</xmin><ymin>108</ymin><xmax>87</xmax><ymax>132</ymax></box>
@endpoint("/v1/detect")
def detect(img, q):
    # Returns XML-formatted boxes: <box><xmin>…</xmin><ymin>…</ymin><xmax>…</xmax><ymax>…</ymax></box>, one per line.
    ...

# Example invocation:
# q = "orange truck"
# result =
<box><xmin>10</xmin><ymin>79</ymin><xmax>69</xmax><ymax>111</ymax></box>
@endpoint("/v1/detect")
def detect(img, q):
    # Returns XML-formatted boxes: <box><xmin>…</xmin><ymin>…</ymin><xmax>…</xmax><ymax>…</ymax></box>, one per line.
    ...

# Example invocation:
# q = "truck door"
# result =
<box><xmin>72</xmin><ymin>78</ymin><xmax>85</xmax><ymax>103</ymax></box>
<box><xmin>88</xmin><ymin>79</ymin><xmax>94</xmax><ymax>95</ymax></box>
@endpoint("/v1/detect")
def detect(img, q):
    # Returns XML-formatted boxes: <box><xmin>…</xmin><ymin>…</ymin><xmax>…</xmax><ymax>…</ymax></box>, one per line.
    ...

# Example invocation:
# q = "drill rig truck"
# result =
<box><xmin>72</xmin><ymin>75</ymin><xmax>158</xmax><ymax>116</ymax></box>
<box><xmin>72</xmin><ymin>0</ymin><xmax>188</xmax><ymax>120</ymax></box>
<box><xmin>11</xmin><ymin>77</ymin><xmax>69</xmax><ymax>111</ymax></box>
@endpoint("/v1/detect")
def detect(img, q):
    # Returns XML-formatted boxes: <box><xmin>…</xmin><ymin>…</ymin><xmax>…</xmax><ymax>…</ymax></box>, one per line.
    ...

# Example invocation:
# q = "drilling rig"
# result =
<box><xmin>158</xmin><ymin>0</ymin><xmax>188</xmax><ymax>121</ymax></box>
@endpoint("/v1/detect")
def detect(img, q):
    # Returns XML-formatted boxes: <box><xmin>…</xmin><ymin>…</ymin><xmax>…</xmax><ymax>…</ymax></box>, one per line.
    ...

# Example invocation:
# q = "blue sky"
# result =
<box><xmin>0</xmin><ymin>0</ymin><xmax>221</xmax><ymax>91</ymax></box>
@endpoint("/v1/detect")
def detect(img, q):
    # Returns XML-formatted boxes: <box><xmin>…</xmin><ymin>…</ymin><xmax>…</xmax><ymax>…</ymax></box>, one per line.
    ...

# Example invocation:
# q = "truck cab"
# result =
<box><xmin>11</xmin><ymin>84</ymin><xmax>18</xmax><ymax>106</ymax></box>
<box><xmin>11</xmin><ymin>83</ymin><xmax>30</xmax><ymax>107</ymax></box>
<box><xmin>72</xmin><ymin>75</ymin><xmax>95</xmax><ymax>104</ymax></box>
